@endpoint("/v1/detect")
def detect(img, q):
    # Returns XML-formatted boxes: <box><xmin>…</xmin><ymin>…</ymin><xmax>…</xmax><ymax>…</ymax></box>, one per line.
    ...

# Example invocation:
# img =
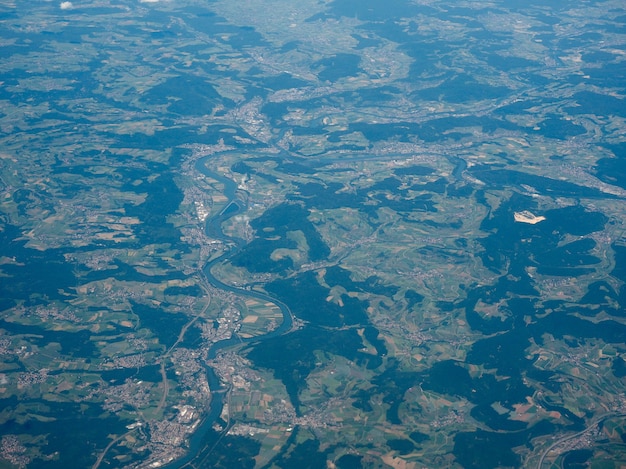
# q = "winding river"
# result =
<box><xmin>168</xmin><ymin>150</ymin><xmax>466</xmax><ymax>467</ymax></box>
<box><xmin>163</xmin><ymin>156</ymin><xmax>293</xmax><ymax>469</ymax></box>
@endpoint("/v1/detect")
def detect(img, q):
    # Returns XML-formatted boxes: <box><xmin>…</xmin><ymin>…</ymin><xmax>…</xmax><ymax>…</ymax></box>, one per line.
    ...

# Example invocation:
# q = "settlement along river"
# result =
<box><xmin>163</xmin><ymin>155</ymin><xmax>294</xmax><ymax>469</ymax></box>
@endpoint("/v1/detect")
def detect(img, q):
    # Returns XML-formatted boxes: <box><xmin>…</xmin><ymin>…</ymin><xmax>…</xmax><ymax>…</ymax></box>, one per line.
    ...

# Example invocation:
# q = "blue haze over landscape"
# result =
<box><xmin>0</xmin><ymin>0</ymin><xmax>626</xmax><ymax>467</ymax></box>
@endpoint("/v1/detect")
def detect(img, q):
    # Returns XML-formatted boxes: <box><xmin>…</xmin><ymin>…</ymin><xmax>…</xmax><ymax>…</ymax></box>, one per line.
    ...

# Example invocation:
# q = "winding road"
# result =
<box><xmin>536</xmin><ymin>412</ymin><xmax>626</xmax><ymax>469</ymax></box>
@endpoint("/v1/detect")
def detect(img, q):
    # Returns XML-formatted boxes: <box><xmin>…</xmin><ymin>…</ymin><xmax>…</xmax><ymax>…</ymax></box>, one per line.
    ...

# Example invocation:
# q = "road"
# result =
<box><xmin>536</xmin><ymin>412</ymin><xmax>626</xmax><ymax>469</ymax></box>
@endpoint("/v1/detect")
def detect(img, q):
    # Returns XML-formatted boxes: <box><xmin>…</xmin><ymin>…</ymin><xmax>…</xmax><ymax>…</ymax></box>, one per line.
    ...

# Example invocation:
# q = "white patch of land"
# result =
<box><xmin>514</xmin><ymin>211</ymin><xmax>546</xmax><ymax>224</ymax></box>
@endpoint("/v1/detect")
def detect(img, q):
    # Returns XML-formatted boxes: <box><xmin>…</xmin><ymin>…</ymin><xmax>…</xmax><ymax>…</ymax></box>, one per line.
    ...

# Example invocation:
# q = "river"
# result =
<box><xmin>162</xmin><ymin>156</ymin><xmax>293</xmax><ymax>469</ymax></box>
<box><xmin>167</xmin><ymin>149</ymin><xmax>465</xmax><ymax>467</ymax></box>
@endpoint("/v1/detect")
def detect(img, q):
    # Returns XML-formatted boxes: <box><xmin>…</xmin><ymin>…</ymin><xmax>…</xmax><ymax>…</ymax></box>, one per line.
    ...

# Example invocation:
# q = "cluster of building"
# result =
<box><xmin>0</xmin><ymin>435</ymin><xmax>30</xmax><ymax>469</ymax></box>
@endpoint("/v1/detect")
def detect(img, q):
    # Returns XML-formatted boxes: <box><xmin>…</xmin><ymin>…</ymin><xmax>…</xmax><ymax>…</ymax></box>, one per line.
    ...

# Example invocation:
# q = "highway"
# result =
<box><xmin>536</xmin><ymin>412</ymin><xmax>626</xmax><ymax>469</ymax></box>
